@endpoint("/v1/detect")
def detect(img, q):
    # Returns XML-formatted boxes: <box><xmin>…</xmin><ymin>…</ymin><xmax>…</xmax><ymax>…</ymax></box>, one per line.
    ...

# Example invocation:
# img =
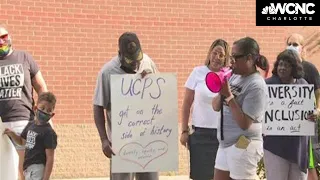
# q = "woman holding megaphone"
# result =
<box><xmin>211</xmin><ymin>37</ymin><xmax>269</xmax><ymax>180</ymax></box>
<box><xmin>180</xmin><ymin>39</ymin><xmax>231</xmax><ymax>180</ymax></box>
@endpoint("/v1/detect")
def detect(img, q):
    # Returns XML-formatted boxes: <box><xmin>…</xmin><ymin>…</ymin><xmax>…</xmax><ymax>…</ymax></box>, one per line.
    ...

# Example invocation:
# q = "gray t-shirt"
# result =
<box><xmin>93</xmin><ymin>54</ymin><xmax>158</xmax><ymax>142</ymax></box>
<box><xmin>0</xmin><ymin>50</ymin><xmax>39</xmax><ymax>122</ymax></box>
<box><xmin>218</xmin><ymin>72</ymin><xmax>268</xmax><ymax>148</ymax></box>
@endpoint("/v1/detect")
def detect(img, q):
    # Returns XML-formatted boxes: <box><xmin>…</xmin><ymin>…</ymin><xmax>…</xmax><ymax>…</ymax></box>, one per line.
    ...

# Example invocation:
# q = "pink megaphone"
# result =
<box><xmin>205</xmin><ymin>67</ymin><xmax>232</xmax><ymax>93</ymax></box>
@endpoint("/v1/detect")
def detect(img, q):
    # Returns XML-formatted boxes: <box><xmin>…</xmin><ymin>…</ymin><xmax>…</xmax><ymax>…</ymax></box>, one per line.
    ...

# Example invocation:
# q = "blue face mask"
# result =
<box><xmin>36</xmin><ymin>109</ymin><xmax>52</xmax><ymax>123</ymax></box>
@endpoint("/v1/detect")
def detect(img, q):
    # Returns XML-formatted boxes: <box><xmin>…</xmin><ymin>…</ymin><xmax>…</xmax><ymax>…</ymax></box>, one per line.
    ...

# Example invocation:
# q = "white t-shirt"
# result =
<box><xmin>185</xmin><ymin>65</ymin><xmax>220</xmax><ymax>129</ymax></box>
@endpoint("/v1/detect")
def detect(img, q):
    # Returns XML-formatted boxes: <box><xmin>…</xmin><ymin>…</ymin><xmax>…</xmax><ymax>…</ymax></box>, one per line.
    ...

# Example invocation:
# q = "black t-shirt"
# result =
<box><xmin>302</xmin><ymin>60</ymin><xmax>320</xmax><ymax>90</ymax></box>
<box><xmin>302</xmin><ymin>60</ymin><xmax>320</xmax><ymax>145</ymax></box>
<box><xmin>21</xmin><ymin>121</ymin><xmax>57</xmax><ymax>170</ymax></box>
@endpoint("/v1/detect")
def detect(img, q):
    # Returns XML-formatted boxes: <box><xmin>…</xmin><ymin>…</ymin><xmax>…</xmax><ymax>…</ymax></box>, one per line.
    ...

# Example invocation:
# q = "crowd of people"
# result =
<box><xmin>181</xmin><ymin>33</ymin><xmax>320</xmax><ymax>180</ymax></box>
<box><xmin>1</xmin><ymin>22</ymin><xmax>320</xmax><ymax>180</ymax></box>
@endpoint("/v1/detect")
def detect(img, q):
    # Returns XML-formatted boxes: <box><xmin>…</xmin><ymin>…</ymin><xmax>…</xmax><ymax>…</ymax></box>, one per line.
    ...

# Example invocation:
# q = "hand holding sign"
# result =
<box><xmin>140</xmin><ymin>69</ymin><xmax>152</xmax><ymax>79</ymax></box>
<box><xmin>307</xmin><ymin>108</ymin><xmax>320</xmax><ymax>122</ymax></box>
<box><xmin>263</xmin><ymin>84</ymin><xmax>316</xmax><ymax>136</ymax></box>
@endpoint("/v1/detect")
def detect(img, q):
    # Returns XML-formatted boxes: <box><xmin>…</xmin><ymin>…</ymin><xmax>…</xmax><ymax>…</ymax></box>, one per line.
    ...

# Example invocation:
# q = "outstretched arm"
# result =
<box><xmin>3</xmin><ymin>128</ymin><xmax>26</xmax><ymax>146</ymax></box>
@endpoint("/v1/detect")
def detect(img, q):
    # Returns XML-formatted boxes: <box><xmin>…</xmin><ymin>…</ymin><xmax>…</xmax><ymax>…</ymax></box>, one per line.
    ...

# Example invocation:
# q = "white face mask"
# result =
<box><xmin>286</xmin><ymin>45</ymin><xmax>301</xmax><ymax>55</ymax></box>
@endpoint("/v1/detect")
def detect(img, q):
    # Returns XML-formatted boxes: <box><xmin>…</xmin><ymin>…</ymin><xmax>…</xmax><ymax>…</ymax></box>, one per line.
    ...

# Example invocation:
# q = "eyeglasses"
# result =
<box><xmin>287</xmin><ymin>42</ymin><xmax>299</xmax><ymax>47</ymax></box>
<box><xmin>230</xmin><ymin>54</ymin><xmax>247</xmax><ymax>61</ymax></box>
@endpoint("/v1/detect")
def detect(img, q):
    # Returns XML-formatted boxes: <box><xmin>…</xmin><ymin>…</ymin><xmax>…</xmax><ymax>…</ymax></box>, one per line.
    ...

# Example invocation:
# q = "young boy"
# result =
<box><xmin>4</xmin><ymin>92</ymin><xmax>58</xmax><ymax>180</ymax></box>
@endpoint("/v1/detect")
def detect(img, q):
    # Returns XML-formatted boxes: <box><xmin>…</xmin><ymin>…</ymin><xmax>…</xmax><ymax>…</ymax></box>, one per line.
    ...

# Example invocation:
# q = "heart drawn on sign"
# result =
<box><xmin>118</xmin><ymin>140</ymin><xmax>169</xmax><ymax>169</ymax></box>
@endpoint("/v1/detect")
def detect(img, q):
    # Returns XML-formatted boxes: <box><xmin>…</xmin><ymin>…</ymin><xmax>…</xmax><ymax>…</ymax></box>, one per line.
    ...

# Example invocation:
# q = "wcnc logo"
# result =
<box><xmin>256</xmin><ymin>0</ymin><xmax>320</xmax><ymax>26</ymax></box>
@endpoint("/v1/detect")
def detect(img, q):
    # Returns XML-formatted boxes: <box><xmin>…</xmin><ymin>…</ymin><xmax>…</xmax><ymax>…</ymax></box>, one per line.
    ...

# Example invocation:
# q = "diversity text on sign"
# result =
<box><xmin>263</xmin><ymin>84</ymin><xmax>315</xmax><ymax>136</ymax></box>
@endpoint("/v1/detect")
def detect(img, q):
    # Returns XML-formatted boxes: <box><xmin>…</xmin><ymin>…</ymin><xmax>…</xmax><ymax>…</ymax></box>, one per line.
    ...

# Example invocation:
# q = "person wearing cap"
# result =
<box><xmin>93</xmin><ymin>32</ymin><xmax>159</xmax><ymax>180</ymax></box>
<box><xmin>0</xmin><ymin>24</ymin><xmax>48</xmax><ymax>180</ymax></box>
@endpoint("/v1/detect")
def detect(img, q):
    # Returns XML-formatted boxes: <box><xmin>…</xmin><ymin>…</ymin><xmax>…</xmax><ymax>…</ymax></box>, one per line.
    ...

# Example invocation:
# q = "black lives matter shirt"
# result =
<box><xmin>0</xmin><ymin>50</ymin><xmax>39</xmax><ymax>122</ymax></box>
<box><xmin>21</xmin><ymin>121</ymin><xmax>57</xmax><ymax>170</ymax></box>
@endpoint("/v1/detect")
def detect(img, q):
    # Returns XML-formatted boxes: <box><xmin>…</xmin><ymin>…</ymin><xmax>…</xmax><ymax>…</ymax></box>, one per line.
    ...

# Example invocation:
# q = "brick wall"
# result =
<box><xmin>1</xmin><ymin>0</ymin><xmax>319</xmax><ymax>178</ymax></box>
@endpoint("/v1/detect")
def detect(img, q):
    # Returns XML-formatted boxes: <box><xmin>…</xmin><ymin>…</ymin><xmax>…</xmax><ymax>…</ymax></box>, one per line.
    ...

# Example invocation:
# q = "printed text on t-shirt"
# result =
<box><xmin>0</xmin><ymin>64</ymin><xmax>24</xmax><ymax>100</ymax></box>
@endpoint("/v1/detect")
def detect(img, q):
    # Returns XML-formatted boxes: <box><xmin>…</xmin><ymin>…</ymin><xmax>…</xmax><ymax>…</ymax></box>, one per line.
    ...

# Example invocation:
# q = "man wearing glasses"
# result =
<box><xmin>93</xmin><ymin>32</ymin><xmax>159</xmax><ymax>180</ymax></box>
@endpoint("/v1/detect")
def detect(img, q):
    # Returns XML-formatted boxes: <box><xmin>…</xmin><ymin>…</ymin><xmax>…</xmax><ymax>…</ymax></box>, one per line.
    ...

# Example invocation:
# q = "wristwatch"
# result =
<box><xmin>225</xmin><ymin>94</ymin><xmax>234</xmax><ymax>105</ymax></box>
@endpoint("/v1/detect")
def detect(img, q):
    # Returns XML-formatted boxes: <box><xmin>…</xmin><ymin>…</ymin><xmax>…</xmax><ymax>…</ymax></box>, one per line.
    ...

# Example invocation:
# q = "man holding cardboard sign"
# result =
<box><xmin>93</xmin><ymin>32</ymin><xmax>159</xmax><ymax>180</ymax></box>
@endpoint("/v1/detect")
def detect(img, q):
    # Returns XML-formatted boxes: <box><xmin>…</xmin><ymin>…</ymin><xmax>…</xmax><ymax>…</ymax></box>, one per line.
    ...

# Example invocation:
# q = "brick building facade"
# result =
<box><xmin>2</xmin><ymin>0</ymin><xmax>320</xmax><ymax>178</ymax></box>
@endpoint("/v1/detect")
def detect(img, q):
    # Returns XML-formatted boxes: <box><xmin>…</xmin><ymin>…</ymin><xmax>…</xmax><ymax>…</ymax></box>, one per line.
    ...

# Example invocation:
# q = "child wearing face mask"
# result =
<box><xmin>3</xmin><ymin>92</ymin><xmax>57</xmax><ymax>180</ymax></box>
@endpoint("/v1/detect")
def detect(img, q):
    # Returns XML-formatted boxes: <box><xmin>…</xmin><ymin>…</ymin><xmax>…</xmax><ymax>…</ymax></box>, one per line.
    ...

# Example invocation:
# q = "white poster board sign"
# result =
<box><xmin>110</xmin><ymin>73</ymin><xmax>178</xmax><ymax>173</ymax></box>
<box><xmin>0</xmin><ymin>118</ymin><xmax>19</xmax><ymax>180</ymax></box>
<box><xmin>263</xmin><ymin>84</ymin><xmax>315</xmax><ymax>136</ymax></box>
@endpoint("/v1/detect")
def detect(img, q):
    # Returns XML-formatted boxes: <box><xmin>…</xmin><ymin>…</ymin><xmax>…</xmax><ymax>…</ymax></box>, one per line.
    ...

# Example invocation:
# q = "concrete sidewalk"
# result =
<box><xmin>53</xmin><ymin>176</ymin><xmax>265</xmax><ymax>180</ymax></box>
<box><xmin>53</xmin><ymin>176</ymin><xmax>189</xmax><ymax>180</ymax></box>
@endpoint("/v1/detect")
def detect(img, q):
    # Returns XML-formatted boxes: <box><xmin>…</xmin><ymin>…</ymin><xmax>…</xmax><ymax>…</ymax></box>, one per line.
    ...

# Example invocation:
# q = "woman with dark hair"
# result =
<box><xmin>212</xmin><ymin>37</ymin><xmax>269</xmax><ymax>180</ymax></box>
<box><xmin>180</xmin><ymin>39</ymin><xmax>230</xmax><ymax>180</ymax></box>
<box><xmin>263</xmin><ymin>49</ymin><xmax>311</xmax><ymax>180</ymax></box>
